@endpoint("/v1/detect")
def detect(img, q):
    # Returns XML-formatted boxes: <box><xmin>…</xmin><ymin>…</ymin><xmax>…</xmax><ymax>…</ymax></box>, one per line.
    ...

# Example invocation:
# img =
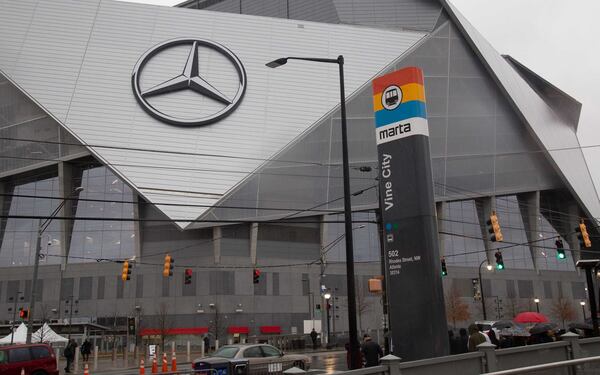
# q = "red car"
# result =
<box><xmin>0</xmin><ymin>343</ymin><xmax>59</xmax><ymax>375</ymax></box>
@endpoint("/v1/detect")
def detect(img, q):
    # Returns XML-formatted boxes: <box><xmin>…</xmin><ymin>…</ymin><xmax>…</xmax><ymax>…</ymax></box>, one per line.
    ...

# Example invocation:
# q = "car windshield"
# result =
<box><xmin>213</xmin><ymin>347</ymin><xmax>239</xmax><ymax>359</ymax></box>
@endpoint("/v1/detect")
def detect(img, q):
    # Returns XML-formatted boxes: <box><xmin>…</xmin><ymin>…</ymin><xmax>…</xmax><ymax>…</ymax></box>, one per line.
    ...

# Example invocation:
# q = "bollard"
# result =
<box><xmin>55</xmin><ymin>347</ymin><xmax>60</xmax><ymax>369</ymax></box>
<box><xmin>74</xmin><ymin>349</ymin><xmax>80</xmax><ymax>374</ymax></box>
<box><xmin>380</xmin><ymin>354</ymin><xmax>402</xmax><ymax>375</ymax></box>
<box><xmin>201</xmin><ymin>340</ymin><xmax>205</xmax><ymax>358</ymax></box>
<box><xmin>187</xmin><ymin>341</ymin><xmax>191</xmax><ymax>363</ymax></box>
<box><xmin>171</xmin><ymin>341</ymin><xmax>175</xmax><ymax>354</ymax></box>
<box><xmin>21</xmin><ymin>368</ymin><xmax>25</xmax><ymax>375</ymax></box>
<box><xmin>151</xmin><ymin>355</ymin><xmax>158</xmax><ymax>374</ymax></box>
<box><xmin>83</xmin><ymin>363</ymin><xmax>89</xmax><ymax>375</ymax></box>
<box><xmin>124</xmin><ymin>344</ymin><xmax>129</xmax><ymax>368</ymax></box>
<box><xmin>161</xmin><ymin>352</ymin><xmax>168</xmax><ymax>373</ymax></box>
<box><xmin>171</xmin><ymin>352</ymin><xmax>177</xmax><ymax>371</ymax></box>
<box><xmin>93</xmin><ymin>346</ymin><xmax>98</xmax><ymax>371</ymax></box>
<box><xmin>140</xmin><ymin>359</ymin><xmax>145</xmax><ymax>375</ymax></box>
<box><xmin>215</xmin><ymin>339</ymin><xmax>219</xmax><ymax>351</ymax></box>
<box><xmin>477</xmin><ymin>342</ymin><xmax>497</xmax><ymax>373</ymax></box>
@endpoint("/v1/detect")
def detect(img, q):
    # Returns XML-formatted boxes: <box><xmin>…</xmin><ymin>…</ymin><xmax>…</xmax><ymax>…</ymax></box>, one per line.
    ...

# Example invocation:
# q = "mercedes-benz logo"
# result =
<box><xmin>131</xmin><ymin>38</ymin><xmax>247</xmax><ymax>126</ymax></box>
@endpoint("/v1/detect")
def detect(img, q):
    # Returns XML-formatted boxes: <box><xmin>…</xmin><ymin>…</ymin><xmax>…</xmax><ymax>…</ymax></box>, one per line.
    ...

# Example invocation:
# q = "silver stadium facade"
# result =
<box><xmin>0</xmin><ymin>0</ymin><xmax>598</xmax><ymax>348</ymax></box>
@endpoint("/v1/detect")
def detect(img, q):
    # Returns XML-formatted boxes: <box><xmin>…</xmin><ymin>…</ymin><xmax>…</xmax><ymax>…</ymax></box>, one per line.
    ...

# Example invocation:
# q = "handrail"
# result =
<box><xmin>485</xmin><ymin>355</ymin><xmax>600</xmax><ymax>374</ymax></box>
<box><xmin>495</xmin><ymin>340</ymin><xmax>568</xmax><ymax>355</ymax></box>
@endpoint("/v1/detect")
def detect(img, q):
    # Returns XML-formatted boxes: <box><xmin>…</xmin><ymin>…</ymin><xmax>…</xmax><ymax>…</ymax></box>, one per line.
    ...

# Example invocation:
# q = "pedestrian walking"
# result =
<box><xmin>457</xmin><ymin>328</ymin><xmax>468</xmax><ymax>353</ymax></box>
<box><xmin>203</xmin><ymin>336</ymin><xmax>210</xmax><ymax>354</ymax></box>
<box><xmin>310</xmin><ymin>328</ymin><xmax>318</xmax><ymax>350</ymax></box>
<box><xmin>360</xmin><ymin>334</ymin><xmax>382</xmax><ymax>367</ymax></box>
<box><xmin>467</xmin><ymin>324</ymin><xmax>486</xmax><ymax>352</ymax></box>
<box><xmin>64</xmin><ymin>339</ymin><xmax>78</xmax><ymax>373</ymax></box>
<box><xmin>81</xmin><ymin>339</ymin><xmax>92</xmax><ymax>362</ymax></box>
<box><xmin>448</xmin><ymin>330</ymin><xmax>459</xmax><ymax>354</ymax></box>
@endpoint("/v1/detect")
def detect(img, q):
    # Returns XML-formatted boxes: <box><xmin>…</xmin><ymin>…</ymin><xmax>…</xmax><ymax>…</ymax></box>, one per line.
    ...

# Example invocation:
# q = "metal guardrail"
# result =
<box><xmin>484</xmin><ymin>355</ymin><xmax>600</xmax><ymax>374</ymax></box>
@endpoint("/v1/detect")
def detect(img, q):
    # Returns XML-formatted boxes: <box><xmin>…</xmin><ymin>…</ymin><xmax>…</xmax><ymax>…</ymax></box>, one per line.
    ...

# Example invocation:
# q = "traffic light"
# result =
<box><xmin>184</xmin><ymin>268</ymin><xmax>193</xmax><ymax>285</ymax></box>
<box><xmin>576</xmin><ymin>220</ymin><xmax>592</xmax><ymax>248</ymax></box>
<box><xmin>487</xmin><ymin>211</ymin><xmax>503</xmax><ymax>242</ymax></box>
<box><xmin>121</xmin><ymin>261</ymin><xmax>132</xmax><ymax>281</ymax></box>
<box><xmin>127</xmin><ymin>317</ymin><xmax>136</xmax><ymax>334</ymax></box>
<box><xmin>253</xmin><ymin>268</ymin><xmax>261</xmax><ymax>284</ymax></box>
<box><xmin>441</xmin><ymin>257</ymin><xmax>448</xmax><ymax>276</ymax></box>
<box><xmin>19</xmin><ymin>308</ymin><xmax>29</xmax><ymax>321</ymax></box>
<box><xmin>495</xmin><ymin>251</ymin><xmax>505</xmax><ymax>270</ymax></box>
<box><xmin>163</xmin><ymin>254</ymin><xmax>174</xmax><ymax>277</ymax></box>
<box><xmin>555</xmin><ymin>239</ymin><xmax>566</xmax><ymax>260</ymax></box>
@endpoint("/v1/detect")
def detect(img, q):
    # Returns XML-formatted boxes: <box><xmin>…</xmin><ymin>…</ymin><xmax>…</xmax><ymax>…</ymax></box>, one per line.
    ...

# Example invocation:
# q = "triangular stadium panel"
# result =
<box><xmin>201</xmin><ymin>15</ymin><xmax>566</xmax><ymax>225</ymax></box>
<box><xmin>0</xmin><ymin>0</ymin><xmax>427</xmax><ymax>229</ymax></box>
<box><xmin>441</xmin><ymin>0</ymin><xmax>600</xmax><ymax>220</ymax></box>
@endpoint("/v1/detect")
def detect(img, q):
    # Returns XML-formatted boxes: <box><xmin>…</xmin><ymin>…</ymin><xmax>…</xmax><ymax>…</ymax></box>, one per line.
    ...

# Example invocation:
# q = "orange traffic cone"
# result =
<box><xmin>151</xmin><ymin>355</ymin><xmax>158</xmax><ymax>374</ymax></box>
<box><xmin>83</xmin><ymin>363</ymin><xmax>90</xmax><ymax>375</ymax></box>
<box><xmin>161</xmin><ymin>352</ymin><xmax>168</xmax><ymax>373</ymax></box>
<box><xmin>171</xmin><ymin>352</ymin><xmax>177</xmax><ymax>372</ymax></box>
<box><xmin>140</xmin><ymin>359</ymin><xmax>145</xmax><ymax>375</ymax></box>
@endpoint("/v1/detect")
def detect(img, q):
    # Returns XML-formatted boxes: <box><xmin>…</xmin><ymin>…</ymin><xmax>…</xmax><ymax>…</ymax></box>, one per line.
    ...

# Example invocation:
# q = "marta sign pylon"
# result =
<box><xmin>372</xmin><ymin>67</ymin><xmax>449</xmax><ymax>360</ymax></box>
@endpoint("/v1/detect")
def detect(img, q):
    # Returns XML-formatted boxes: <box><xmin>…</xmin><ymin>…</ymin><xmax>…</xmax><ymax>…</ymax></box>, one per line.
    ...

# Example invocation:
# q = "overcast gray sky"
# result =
<box><xmin>122</xmin><ymin>0</ymin><xmax>600</xmax><ymax>189</ymax></box>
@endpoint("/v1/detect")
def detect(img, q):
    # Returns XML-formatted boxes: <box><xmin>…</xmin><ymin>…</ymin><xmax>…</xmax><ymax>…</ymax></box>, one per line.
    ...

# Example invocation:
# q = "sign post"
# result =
<box><xmin>372</xmin><ymin>67</ymin><xmax>449</xmax><ymax>360</ymax></box>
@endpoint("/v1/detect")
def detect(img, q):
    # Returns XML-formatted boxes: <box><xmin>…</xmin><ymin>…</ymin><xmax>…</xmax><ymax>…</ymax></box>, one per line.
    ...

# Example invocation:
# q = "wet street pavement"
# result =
<box><xmin>308</xmin><ymin>350</ymin><xmax>347</xmax><ymax>373</ymax></box>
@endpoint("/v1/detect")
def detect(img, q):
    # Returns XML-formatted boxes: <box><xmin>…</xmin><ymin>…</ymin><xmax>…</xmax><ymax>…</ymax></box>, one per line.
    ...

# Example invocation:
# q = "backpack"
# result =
<box><xmin>64</xmin><ymin>345</ymin><xmax>73</xmax><ymax>358</ymax></box>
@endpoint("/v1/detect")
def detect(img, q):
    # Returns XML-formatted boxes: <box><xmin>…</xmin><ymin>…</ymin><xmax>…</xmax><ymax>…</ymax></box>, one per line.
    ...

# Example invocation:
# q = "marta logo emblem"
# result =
<box><xmin>382</xmin><ymin>85</ymin><xmax>402</xmax><ymax>111</ymax></box>
<box><xmin>131</xmin><ymin>38</ymin><xmax>247</xmax><ymax>127</ymax></box>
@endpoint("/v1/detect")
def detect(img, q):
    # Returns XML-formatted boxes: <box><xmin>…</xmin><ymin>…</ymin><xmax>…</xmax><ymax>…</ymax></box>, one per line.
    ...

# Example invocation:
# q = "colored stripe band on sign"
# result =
<box><xmin>375</xmin><ymin>116</ymin><xmax>429</xmax><ymax>145</ymax></box>
<box><xmin>373</xmin><ymin>83</ymin><xmax>425</xmax><ymax>112</ymax></box>
<box><xmin>374</xmin><ymin>100</ymin><xmax>426</xmax><ymax>127</ymax></box>
<box><xmin>372</xmin><ymin>67</ymin><xmax>424</xmax><ymax>94</ymax></box>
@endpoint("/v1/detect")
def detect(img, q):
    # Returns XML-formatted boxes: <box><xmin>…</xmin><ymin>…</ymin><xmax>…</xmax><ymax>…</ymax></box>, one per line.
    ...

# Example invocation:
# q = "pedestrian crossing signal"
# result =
<box><xmin>19</xmin><ymin>308</ymin><xmax>29</xmax><ymax>320</ymax></box>
<box><xmin>184</xmin><ymin>268</ymin><xmax>193</xmax><ymax>285</ymax></box>
<box><xmin>253</xmin><ymin>268</ymin><xmax>261</xmax><ymax>284</ymax></box>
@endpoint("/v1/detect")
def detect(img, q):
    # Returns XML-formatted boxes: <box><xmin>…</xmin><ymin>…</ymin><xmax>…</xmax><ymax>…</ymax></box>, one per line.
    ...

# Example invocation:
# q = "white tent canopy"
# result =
<box><xmin>0</xmin><ymin>323</ymin><xmax>28</xmax><ymax>344</ymax></box>
<box><xmin>32</xmin><ymin>323</ymin><xmax>68</xmax><ymax>344</ymax></box>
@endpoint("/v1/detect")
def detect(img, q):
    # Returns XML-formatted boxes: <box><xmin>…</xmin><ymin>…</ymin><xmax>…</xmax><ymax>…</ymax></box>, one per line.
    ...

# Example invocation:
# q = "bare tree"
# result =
<box><xmin>445</xmin><ymin>285</ymin><xmax>470</xmax><ymax>329</ymax></box>
<box><xmin>551</xmin><ymin>298</ymin><xmax>576</xmax><ymax>329</ymax></box>
<box><xmin>209</xmin><ymin>305</ymin><xmax>226</xmax><ymax>346</ymax></box>
<box><xmin>503</xmin><ymin>297</ymin><xmax>525</xmax><ymax>319</ymax></box>
<box><xmin>156</xmin><ymin>302</ymin><xmax>173</xmax><ymax>351</ymax></box>
<box><xmin>355</xmin><ymin>283</ymin><xmax>373</xmax><ymax>334</ymax></box>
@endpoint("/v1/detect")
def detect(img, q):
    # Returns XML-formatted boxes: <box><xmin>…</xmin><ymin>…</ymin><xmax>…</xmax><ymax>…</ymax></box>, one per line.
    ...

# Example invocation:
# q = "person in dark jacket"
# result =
<box><xmin>64</xmin><ymin>339</ymin><xmax>78</xmax><ymax>373</ymax></box>
<box><xmin>448</xmin><ymin>330</ymin><xmax>460</xmax><ymax>354</ymax></box>
<box><xmin>361</xmin><ymin>334</ymin><xmax>383</xmax><ymax>367</ymax></box>
<box><xmin>310</xmin><ymin>329</ymin><xmax>318</xmax><ymax>350</ymax></box>
<box><xmin>80</xmin><ymin>339</ymin><xmax>92</xmax><ymax>362</ymax></box>
<box><xmin>457</xmin><ymin>328</ymin><xmax>469</xmax><ymax>354</ymax></box>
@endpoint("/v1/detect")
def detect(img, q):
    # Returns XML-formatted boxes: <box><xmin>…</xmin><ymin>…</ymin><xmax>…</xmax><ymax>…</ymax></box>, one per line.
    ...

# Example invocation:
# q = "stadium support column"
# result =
<box><xmin>517</xmin><ymin>192</ymin><xmax>540</xmax><ymax>273</ymax></box>
<box><xmin>372</xmin><ymin>68</ymin><xmax>449</xmax><ymax>360</ymax></box>
<box><xmin>475</xmin><ymin>197</ymin><xmax>495</xmax><ymax>265</ymax></box>
<box><xmin>58</xmin><ymin>162</ymin><xmax>74</xmax><ymax>268</ymax></box>
<box><xmin>132</xmin><ymin>195</ymin><xmax>142</xmax><ymax>260</ymax></box>
<box><xmin>0</xmin><ymin>182</ymin><xmax>10</xmax><ymax>246</ymax></box>
<box><xmin>213</xmin><ymin>227</ymin><xmax>222</xmax><ymax>264</ymax></box>
<box><xmin>250</xmin><ymin>223</ymin><xmax>258</xmax><ymax>265</ymax></box>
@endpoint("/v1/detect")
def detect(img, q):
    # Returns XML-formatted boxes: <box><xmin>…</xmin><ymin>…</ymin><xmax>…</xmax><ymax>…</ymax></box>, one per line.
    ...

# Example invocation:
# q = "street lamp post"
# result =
<box><xmin>581</xmin><ymin>301</ymin><xmax>587</xmax><ymax>320</ymax></box>
<box><xmin>266</xmin><ymin>55</ymin><xmax>359</xmax><ymax>368</ymax></box>
<box><xmin>534</xmin><ymin>298</ymin><xmax>540</xmax><ymax>313</ymax></box>
<box><xmin>324</xmin><ymin>292</ymin><xmax>332</xmax><ymax>345</ymax></box>
<box><xmin>65</xmin><ymin>297</ymin><xmax>79</xmax><ymax>340</ymax></box>
<box><xmin>478</xmin><ymin>259</ymin><xmax>493</xmax><ymax>320</ymax></box>
<box><xmin>26</xmin><ymin>187</ymin><xmax>83</xmax><ymax>344</ymax></box>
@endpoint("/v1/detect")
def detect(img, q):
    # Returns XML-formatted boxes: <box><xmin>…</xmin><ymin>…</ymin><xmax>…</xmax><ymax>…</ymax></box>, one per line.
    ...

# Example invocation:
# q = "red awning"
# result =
<box><xmin>227</xmin><ymin>326</ymin><xmax>249</xmax><ymax>334</ymax></box>
<box><xmin>140</xmin><ymin>327</ymin><xmax>208</xmax><ymax>336</ymax></box>
<box><xmin>260</xmin><ymin>326</ymin><xmax>281</xmax><ymax>334</ymax></box>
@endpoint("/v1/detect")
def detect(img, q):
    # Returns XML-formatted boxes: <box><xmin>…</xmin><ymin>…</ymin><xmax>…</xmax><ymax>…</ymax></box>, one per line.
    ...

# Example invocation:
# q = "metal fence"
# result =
<box><xmin>325</xmin><ymin>332</ymin><xmax>600</xmax><ymax>375</ymax></box>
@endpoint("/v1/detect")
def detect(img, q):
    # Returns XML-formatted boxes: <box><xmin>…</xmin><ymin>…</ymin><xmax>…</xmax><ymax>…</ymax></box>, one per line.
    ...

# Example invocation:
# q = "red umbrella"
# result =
<box><xmin>514</xmin><ymin>312</ymin><xmax>549</xmax><ymax>323</ymax></box>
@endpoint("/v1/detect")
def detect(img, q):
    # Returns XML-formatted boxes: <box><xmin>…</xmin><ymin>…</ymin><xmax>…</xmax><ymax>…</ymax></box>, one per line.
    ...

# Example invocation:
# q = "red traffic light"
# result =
<box><xmin>253</xmin><ymin>268</ymin><xmax>261</xmax><ymax>284</ymax></box>
<box><xmin>184</xmin><ymin>268</ymin><xmax>193</xmax><ymax>285</ymax></box>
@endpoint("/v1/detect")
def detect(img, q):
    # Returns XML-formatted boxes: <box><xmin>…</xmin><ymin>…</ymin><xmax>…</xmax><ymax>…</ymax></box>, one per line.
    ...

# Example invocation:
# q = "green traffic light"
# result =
<box><xmin>442</xmin><ymin>270</ymin><xmax>447</xmax><ymax>276</ymax></box>
<box><xmin>557</xmin><ymin>251</ymin><xmax>566</xmax><ymax>260</ymax></box>
<box><xmin>496</xmin><ymin>263</ymin><xmax>504</xmax><ymax>270</ymax></box>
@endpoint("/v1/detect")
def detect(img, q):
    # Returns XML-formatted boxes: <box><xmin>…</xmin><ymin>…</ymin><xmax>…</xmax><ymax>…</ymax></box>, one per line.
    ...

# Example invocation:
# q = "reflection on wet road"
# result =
<box><xmin>309</xmin><ymin>351</ymin><xmax>347</xmax><ymax>373</ymax></box>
